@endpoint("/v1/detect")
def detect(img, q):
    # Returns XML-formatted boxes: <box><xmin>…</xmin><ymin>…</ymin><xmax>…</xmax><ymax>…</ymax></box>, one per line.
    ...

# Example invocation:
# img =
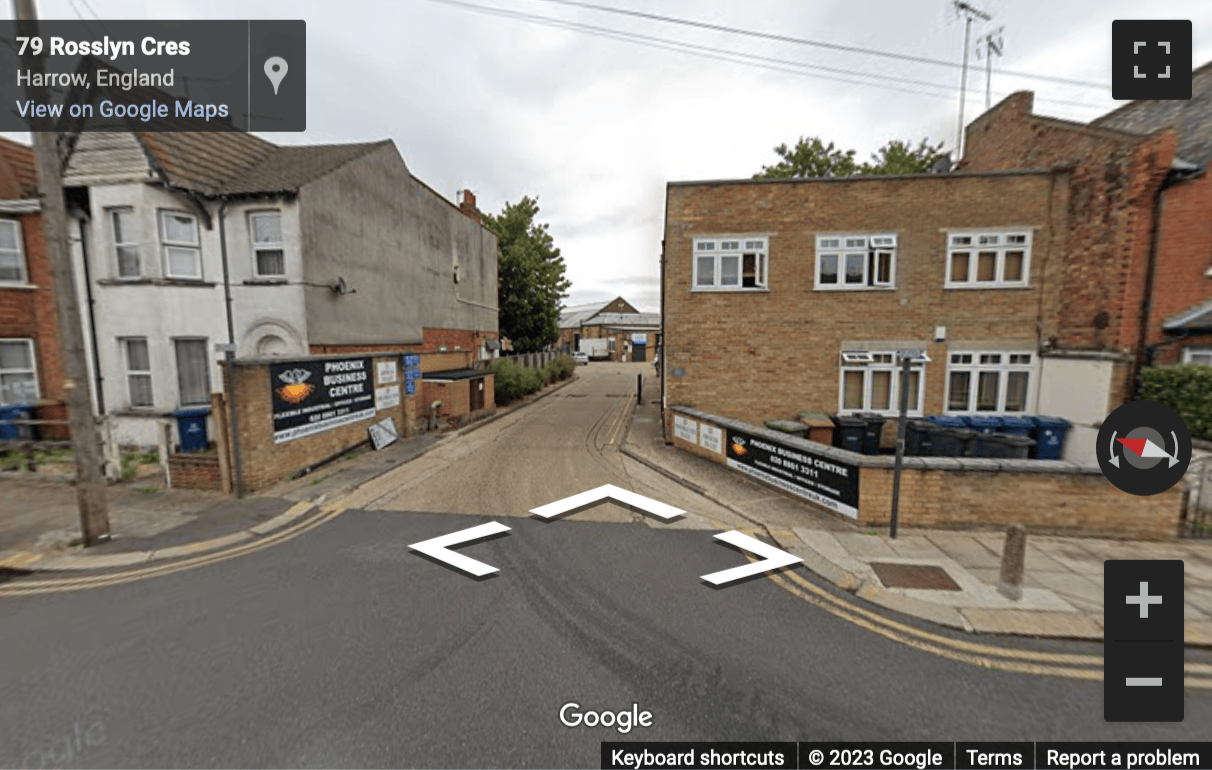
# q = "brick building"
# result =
<box><xmin>0</xmin><ymin>137</ymin><xmax>68</xmax><ymax>437</ymax></box>
<box><xmin>662</xmin><ymin>71</ymin><xmax>1212</xmax><ymax>466</ymax></box>
<box><xmin>59</xmin><ymin>129</ymin><xmax>499</xmax><ymax>448</ymax></box>
<box><xmin>558</xmin><ymin>296</ymin><xmax>660</xmax><ymax>362</ymax></box>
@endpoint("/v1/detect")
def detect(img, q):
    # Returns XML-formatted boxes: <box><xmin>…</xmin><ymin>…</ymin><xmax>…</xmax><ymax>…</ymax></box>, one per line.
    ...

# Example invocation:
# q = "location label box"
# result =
<box><xmin>1103</xmin><ymin>560</ymin><xmax>1184</xmax><ymax>722</ymax></box>
<box><xmin>0</xmin><ymin>20</ymin><xmax>305</xmax><ymax>132</ymax></box>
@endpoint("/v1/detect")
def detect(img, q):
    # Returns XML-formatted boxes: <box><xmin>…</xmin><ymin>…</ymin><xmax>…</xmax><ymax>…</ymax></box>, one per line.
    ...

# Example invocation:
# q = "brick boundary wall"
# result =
<box><xmin>168</xmin><ymin>453</ymin><xmax>221</xmax><ymax>490</ymax></box>
<box><xmin>226</xmin><ymin>353</ymin><xmax>418</xmax><ymax>493</ymax></box>
<box><xmin>669</xmin><ymin>406</ymin><xmax>1181</xmax><ymax>540</ymax></box>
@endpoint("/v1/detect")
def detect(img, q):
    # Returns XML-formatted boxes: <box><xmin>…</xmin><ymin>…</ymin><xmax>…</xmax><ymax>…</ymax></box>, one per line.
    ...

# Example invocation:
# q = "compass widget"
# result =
<box><xmin>1097</xmin><ymin>400</ymin><xmax>1191</xmax><ymax>496</ymax></box>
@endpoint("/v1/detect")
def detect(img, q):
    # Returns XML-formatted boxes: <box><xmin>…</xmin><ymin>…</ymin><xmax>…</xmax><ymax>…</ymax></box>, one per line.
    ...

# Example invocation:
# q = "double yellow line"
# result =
<box><xmin>722</xmin><ymin>526</ymin><xmax>1212</xmax><ymax>690</ymax></box>
<box><xmin>0</xmin><ymin>502</ymin><xmax>347</xmax><ymax>597</ymax></box>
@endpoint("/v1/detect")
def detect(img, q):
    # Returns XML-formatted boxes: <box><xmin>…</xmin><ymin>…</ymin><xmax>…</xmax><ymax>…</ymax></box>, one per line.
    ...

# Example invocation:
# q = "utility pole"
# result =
<box><xmin>977</xmin><ymin>27</ymin><xmax>1005</xmax><ymax>110</ymax></box>
<box><xmin>953</xmin><ymin>1</ymin><xmax>992</xmax><ymax>161</ymax></box>
<box><xmin>14</xmin><ymin>0</ymin><xmax>111</xmax><ymax>545</ymax></box>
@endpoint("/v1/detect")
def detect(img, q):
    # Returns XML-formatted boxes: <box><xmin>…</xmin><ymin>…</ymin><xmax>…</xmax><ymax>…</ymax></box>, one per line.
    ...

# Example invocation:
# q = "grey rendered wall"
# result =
<box><xmin>298</xmin><ymin>143</ymin><xmax>498</xmax><ymax>346</ymax></box>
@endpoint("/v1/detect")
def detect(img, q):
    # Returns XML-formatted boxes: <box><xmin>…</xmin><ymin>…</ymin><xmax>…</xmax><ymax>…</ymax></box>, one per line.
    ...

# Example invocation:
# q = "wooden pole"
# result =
<box><xmin>14</xmin><ymin>0</ymin><xmax>110</xmax><ymax>544</ymax></box>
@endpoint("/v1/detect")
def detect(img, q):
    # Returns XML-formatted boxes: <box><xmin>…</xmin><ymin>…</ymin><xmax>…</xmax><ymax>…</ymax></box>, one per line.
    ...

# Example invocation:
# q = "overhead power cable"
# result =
<box><xmin>422</xmin><ymin>0</ymin><xmax>1108</xmax><ymax>111</ymax></box>
<box><xmin>532</xmin><ymin>0</ymin><xmax>1111</xmax><ymax>90</ymax></box>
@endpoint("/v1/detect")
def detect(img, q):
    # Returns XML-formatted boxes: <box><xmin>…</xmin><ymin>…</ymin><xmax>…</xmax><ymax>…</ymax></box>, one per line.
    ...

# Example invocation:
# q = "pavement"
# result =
<box><xmin>3</xmin><ymin>368</ymin><xmax>1211</xmax><ymax>649</ymax></box>
<box><xmin>621</xmin><ymin>381</ymin><xmax>1212</xmax><ymax>647</ymax></box>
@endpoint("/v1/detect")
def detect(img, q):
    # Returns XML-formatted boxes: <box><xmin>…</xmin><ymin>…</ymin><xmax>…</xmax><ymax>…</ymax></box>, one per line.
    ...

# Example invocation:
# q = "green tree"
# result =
<box><xmin>754</xmin><ymin>136</ymin><xmax>947</xmax><ymax>179</ymax></box>
<box><xmin>753</xmin><ymin>136</ymin><xmax>857</xmax><ymax>179</ymax></box>
<box><xmin>859</xmin><ymin>138</ymin><xmax>948</xmax><ymax>176</ymax></box>
<box><xmin>483</xmin><ymin>196</ymin><xmax>571</xmax><ymax>353</ymax></box>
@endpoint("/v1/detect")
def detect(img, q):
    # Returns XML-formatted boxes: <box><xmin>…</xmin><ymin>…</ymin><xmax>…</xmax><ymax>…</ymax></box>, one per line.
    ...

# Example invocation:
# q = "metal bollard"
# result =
<box><xmin>997</xmin><ymin>522</ymin><xmax>1027</xmax><ymax>601</ymax></box>
<box><xmin>637</xmin><ymin>373</ymin><xmax>643</xmax><ymax>402</ymax></box>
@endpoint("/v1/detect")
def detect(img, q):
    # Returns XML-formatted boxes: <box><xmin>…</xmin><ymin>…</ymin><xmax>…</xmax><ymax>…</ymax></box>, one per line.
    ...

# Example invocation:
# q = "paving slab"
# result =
<box><xmin>923</xmin><ymin>533</ymin><xmax>1002</xmax><ymax>569</ymax></box>
<box><xmin>960</xmin><ymin>608</ymin><xmax>1103</xmax><ymax>639</ymax></box>
<box><xmin>855</xmin><ymin>582</ymin><xmax>973</xmax><ymax>631</ymax></box>
<box><xmin>884</xmin><ymin>535</ymin><xmax>949</xmax><ymax>561</ymax></box>
<box><xmin>833</xmin><ymin>532</ymin><xmax>898</xmax><ymax>559</ymax></box>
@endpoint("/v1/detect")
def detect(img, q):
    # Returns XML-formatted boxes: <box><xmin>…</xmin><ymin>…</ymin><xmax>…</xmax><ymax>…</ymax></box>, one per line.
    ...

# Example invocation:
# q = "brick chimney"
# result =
<box><xmin>457</xmin><ymin>189</ymin><xmax>481</xmax><ymax>223</ymax></box>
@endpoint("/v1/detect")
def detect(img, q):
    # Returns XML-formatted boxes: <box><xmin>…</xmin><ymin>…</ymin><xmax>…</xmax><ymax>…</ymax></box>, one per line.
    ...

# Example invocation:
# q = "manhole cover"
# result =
<box><xmin>870</xmin><ymin>562</ymin><xmax>961</xmax><ymax>591</ymax></box>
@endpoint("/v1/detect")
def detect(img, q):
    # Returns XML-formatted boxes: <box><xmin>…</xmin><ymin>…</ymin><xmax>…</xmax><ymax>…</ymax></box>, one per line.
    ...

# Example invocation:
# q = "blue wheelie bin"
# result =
<box><xmin>961</xmin><ymin>415</ymin><xmax>1004</xmax><ymax>457</ymax></box>
<box><xmin>1028</xmin><ymin>415</ymin><xmax>1071</xmax><ymax>460</ymax></box>
<box><xmin>0</xmin><ymin>404</ymin><xmax>33</xmax><ymax>440</ymax></box>
<box><xmin>174</xmin><ymin>408</ymin><xmax>211</xmax><ymax>453</ymax></box>
<box><xmin>998</xmin><ymin>415</ymin><xmax>1035</xmax><ymax>437</ymax></box>
<box><xmin>925</xmin><ymin>416</ymin><xmax>976</xmax><ymax>457</ymax></box>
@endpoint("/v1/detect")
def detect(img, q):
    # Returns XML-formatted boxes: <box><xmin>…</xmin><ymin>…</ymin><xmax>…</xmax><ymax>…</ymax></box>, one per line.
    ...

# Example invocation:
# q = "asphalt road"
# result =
<box><xmin>1</xmin><ymin>364</ymin><xmax>1209</xmax><ymax>768</ymax></box>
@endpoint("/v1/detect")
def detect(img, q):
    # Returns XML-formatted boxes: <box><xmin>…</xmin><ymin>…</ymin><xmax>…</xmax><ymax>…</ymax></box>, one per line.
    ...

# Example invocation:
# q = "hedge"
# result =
<box><xmin>490</xmin><ymin>355</ymin><xmax>575</xmax><ymax>403</ymax></box>
<box><xmin>1140</xmin><ymin>363</ymin><xmax>1212</xmax><ymax>441</ymax></box>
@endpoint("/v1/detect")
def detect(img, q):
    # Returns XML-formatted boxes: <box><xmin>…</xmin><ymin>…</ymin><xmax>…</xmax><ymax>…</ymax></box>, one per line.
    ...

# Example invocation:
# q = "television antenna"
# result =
<box><xmin>953</xmin><ymin>1</ymin><xmax>993</xmax><ymax>160</ymax></box>
<box><xmin>976</xmin><ymin>27</ymin><xmax>1005</xmax><ymax>110</ymax></box>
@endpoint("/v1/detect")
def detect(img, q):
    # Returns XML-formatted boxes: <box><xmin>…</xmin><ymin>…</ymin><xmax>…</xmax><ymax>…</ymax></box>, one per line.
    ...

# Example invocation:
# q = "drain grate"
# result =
<box><xmin>870</xmin><ymin>562</ymin><xmax>961</xmax><ymax>591</ymax></box>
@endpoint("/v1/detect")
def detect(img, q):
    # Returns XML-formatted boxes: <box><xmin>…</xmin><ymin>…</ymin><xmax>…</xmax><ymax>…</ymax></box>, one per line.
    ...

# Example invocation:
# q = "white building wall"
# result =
<box><xmin>1036</xmin><ymin>356</ymin><xmax>1114</xmax><ymax>466</ymax></box>
<box><xmin>71</xmin><ymin>183</ymin><xmax>307</xmax><ymax>448</ymax></box>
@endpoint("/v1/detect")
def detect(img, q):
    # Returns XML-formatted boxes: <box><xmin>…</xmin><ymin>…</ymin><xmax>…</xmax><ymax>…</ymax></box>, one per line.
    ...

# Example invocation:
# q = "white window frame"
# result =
<box><xmin>1182</xmin><ymin>347</ymin><xmax>1212</xmax><ymax>365</ymax></box>
<box><xmin>122</xmin><ymin>337</ymin><xmax>154</xmax><ymax>408</ymax></box>
<box><xmin>109</xmin><ymin>207</ymin><xmax>141</xmax><ymax>279</ymax></box>
<box><xmin>944</xmin><ymin>229</ymin><xmax>1032</xmax><ymax>289</ymax></box>
<box><xmin>944</xmin><ymin>350</ymin><xmax>1035</xmax><ymax>414</ymax></box>
<box><xmin>0</xmin><ymin>338</ymin><xmax>39</xmax><ymax>405</ymax></box>
<box><xmin>0</xmin><ymin>219</ymin><xmax>28</xmax><ymax>284</ymax></box>
<box><xmin>838</xmin><ymin>350</ymin><xmax>925</xmax><ymax>416</ymax></box>
<box><xmin>692</xmin><ymin>236</ymin><xmax>768</xmax><ymax>291</ymax></box>
<box><xmin>173</xmin><ymin>337</ymin><xmax>211</xmax><ymax>407</ymax></box>
<box><xmin>815</xmin><ymin>233</ymin><xmax>897</xmax><ymax>291</ymax></box>
<box><xmin>159</xmin><ymin>210</ymin><xmax>202</xmax><ymax>280</ymax></box>
<box><xmin>249</xmin><ymin>210</ymin><xmax>285</xmax><ymax>278</ymax></box>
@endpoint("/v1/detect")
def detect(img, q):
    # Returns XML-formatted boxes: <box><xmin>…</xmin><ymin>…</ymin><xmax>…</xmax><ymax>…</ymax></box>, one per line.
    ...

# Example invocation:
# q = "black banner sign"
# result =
<box><xmin>269</xmin><ymin>357</ymin><xmax>375</xmax><ymax>443</ymax></box>
<box><xmin>725</xmin><ymin>426</ymin><xmax>859</xmax><ymax>518</ymax></box>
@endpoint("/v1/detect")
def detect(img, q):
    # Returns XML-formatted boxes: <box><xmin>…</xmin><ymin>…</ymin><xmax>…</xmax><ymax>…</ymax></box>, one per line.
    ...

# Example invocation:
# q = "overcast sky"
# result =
<box><xmin>7</xmin><ymin>0</ymin><xmax>1212</xmax><ymax>313</ymax></box>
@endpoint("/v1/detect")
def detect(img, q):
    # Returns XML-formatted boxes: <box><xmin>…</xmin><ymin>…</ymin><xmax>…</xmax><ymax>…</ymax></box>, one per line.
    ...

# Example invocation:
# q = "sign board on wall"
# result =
<box><xmin>632</xmin><ymin>333</ymin><xmax>647</xmax><ymax>344</ymax></box>
<box><xmin>699</xmin><ymin>424</ymin><xmax>723</xmax><ymax>454</ymax></box>
<box><xmin>375</xmin><ymin>385</ymin><xmax>400</xmax><ymax>410</ymax></box>
<box><xmin>377</xmin><ymin>360</ymin><xmax>398</xmax><ymax>384</ymax></box>
<box><xmin>270</xmin><ymin>357</ymin><xmax>376</xmax><ymax>443</ymax></box>
<box><xmin>725</xmin><ymin>426</ymin><xmax>859</xmax><ymax>518</ymax></box>
<box><xmin>673</xmin><ymin>414</ymin><xmax>698</xmax><ymax>443</ymax></box>
<box><xmin>402</xmin><ymin>354</ymin><xmax>422</xmax><ymax>397</ymax></box>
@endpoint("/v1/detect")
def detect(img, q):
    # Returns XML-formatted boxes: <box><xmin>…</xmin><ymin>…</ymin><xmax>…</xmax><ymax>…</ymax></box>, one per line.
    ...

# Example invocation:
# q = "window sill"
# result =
<box><xmin>110</xmin><ymin>408</ymin><xmax>171</xmax><ymax>418</ymax></box>
<box><xmin>943</xmin><ymin>283</ymin><xmax>1032</xmax><ymax>290</ymax></box>
<box><xmin>690</xmin><ymin>287</ymin><xmax>770</xmax><ymax>293</ymax></box>
<box><xmin>97</xmin><ymin>278</ymin><xmax>217</xmax><ymax>287</ymax></box>
<box><xmin>0</xmin><ymin>282</ymin><xmax>37</xmax><ymax>290</ymax></box>
<box><xmin>814</xmin><ymin>285</ymin><xmax>896</xmax><ymax>292</ymax></box>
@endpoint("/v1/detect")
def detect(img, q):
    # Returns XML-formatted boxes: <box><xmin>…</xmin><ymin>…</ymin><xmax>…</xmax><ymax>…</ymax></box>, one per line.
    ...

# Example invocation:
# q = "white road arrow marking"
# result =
<box><xmin>529</xmin><ymin>484</ymin><xmax>685</xmax><ymax>521</ymax></box>
<box><xmin>701</xmin><ymin>530</ymin><xmax>803</xmax><ymax>586</ymax></box>
<box><xmin>409</xmin><ymin>522</ymin><xmax>511</xmax><ymax>576</ymax></box>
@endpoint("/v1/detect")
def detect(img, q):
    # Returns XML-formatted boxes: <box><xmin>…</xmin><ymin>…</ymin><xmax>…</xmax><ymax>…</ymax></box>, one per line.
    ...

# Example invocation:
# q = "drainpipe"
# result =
<box><xmin>69</xmin><ymin>205</ymin><xmax>104</xmax><ymax>415</ymax></box>
<box><xmin>218</xmin><ymin>201</ymin><xmax>245</xmax><ymax>497</ymax></box>
<box><xmin>1133</xmin><ymin>172</ymin><xmax>1175</xmax><ymax>400</ymax></box>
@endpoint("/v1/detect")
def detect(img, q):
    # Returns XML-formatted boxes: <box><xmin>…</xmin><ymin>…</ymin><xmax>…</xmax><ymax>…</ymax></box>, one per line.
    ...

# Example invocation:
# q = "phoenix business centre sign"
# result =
<box><xmin>726</xmin><ymin>426</ymin><xmax>860</xmax><ymax>518</ymax></box>
<box><xmin>270</xmin><ymin>357</ymin><xmax>376</xmax><ymax>443</ymax></box>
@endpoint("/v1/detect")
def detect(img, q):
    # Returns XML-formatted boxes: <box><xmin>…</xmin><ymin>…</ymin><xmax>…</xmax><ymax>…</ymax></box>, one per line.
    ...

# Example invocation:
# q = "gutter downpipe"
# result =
<box><xmin>1133</xmin><ymin>170</ymin><xmax>1175</xmax><ymax>400</ymax></box>
<box><xmin>70</xmin><ymin>205</ymin><xmax>104</xmax><ymax>415</ymax></box>
<box><xmin>218</xmin><ymin>200</ymin><xmax>245</xmax><ymax>498</ymax></box>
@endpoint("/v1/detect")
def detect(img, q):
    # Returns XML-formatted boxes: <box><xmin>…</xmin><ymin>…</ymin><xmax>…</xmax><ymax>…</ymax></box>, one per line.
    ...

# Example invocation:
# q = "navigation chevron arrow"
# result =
<box><xmin>529</xmin><ymin>484</ymin><xmax>685</xmax><ymax>521</ymax></box>
<box><xmin>409</xmin><ymin>522</ymin><xmax>511</xmax><ymax>576</ymax></box>
<box><xmin>701</xmin><ymin>530</ymin><xmax>803</xmax><ymax>586</ymax></box>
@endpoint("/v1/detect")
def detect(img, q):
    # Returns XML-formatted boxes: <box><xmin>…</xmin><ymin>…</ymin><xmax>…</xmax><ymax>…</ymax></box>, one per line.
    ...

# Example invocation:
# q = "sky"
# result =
<box><xmin>6</xmin><ymin>0</ymin><xmax>1212</xmax><ymax>314</ymax></box>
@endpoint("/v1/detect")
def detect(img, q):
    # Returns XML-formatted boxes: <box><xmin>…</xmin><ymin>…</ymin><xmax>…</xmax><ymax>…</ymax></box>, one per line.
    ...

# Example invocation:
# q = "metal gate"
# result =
<box><xmin>1181</xmin><ymin>453</ymin><xmax>1212</xmax><ymax>537</ymax></box>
